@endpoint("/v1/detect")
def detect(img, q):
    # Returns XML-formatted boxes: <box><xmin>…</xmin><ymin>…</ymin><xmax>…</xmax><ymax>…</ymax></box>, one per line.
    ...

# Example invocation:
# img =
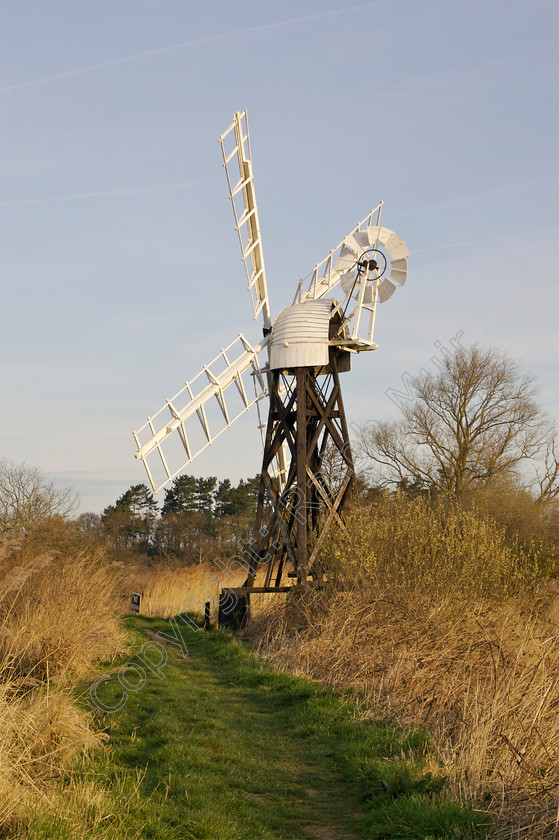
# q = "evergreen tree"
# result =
<box><xmin>103</xmin><ymin>483</ymin><xmax>157</xmax><ymax>551</ymax></box>
<box><xmin>214</xmin><ymin>475</ymin><xmax>260</xmax><ymax>518</ymax></box>
<box><xmin>115</xmin><ymin>484</ymin><xmax>158</xmax><ymax>517</ymax></box>
<box><xmin>214</xmin><ymin>479</ymin><xmax>234</xmax><ymax>517</ymax></box>
<box><xmin>195</xmin><ymin>476</ymin><xmax>217</xmax><ymax>516</ymax></box>
<box><xmin>161</xmin><ymin>475</ymin><xmax>197</xmax><ymax>516</ymax></box>
<box><xmin>231</xmin><ymin>475</ymin><xmax>259</xmax><ymax>517</ymax></box>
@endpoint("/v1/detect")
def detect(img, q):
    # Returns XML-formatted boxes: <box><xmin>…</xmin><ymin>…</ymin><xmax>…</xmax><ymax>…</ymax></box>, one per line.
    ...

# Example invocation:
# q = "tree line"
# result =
<box><xmin>97</xmin><ymin>474</ymin><xmax>260</xmax><ymax>561</ymax></box>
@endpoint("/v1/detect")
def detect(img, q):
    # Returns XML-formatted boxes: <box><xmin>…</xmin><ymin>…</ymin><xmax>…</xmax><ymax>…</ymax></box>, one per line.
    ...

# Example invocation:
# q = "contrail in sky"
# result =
<box><xmin>1</xmin><ymin>182</ymin><xmax>196</xmax><ymax>206</ymax></box>
<box><xmin>413</xmin><ymin>228</ymin><xmax>558</xmax><ymax>255</ymax></box>
<box><xmin>0</xmin><ymin>4</ymin><xmax>376</xmax><ymax>93</ymax></box>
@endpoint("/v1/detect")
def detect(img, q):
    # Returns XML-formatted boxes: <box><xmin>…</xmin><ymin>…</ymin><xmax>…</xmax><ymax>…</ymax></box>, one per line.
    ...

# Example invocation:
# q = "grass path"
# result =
<box><xmin>95</xmin><ymin>616</ymin><xmax>371</xmax><ymax>839</ymax></box>
<box><xmin>23</xmin><ymin>616</ymin><xmax>490</xmax><ymax>840</ymax></box>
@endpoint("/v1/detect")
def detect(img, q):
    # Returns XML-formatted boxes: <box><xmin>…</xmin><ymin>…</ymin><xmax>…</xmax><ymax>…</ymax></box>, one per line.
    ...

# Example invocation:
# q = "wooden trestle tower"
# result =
<box><xmin>249</xmin><ymin>358</ymin><xmax>356</xmax><ymax>581</ymax></box>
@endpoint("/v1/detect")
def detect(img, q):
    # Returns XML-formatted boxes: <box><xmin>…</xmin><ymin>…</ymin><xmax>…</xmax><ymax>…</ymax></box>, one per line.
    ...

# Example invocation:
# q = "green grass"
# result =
<box><xmin>15</xmin><ymin>616</ymin><xmax>491</xmax><ymax>840</ymax></box>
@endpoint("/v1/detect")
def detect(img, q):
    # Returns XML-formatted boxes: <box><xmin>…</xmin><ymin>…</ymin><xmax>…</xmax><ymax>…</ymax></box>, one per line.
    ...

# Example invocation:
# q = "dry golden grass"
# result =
<box><xmin>0</xmin><ymin>551</ymin><xmax>127</xmax><ymax>683</ymax></box>
<box><xmin>0</xmin><ymin>532</ymin><xmax>128</xmax><ymax>833</ymax></box>
<box><xmin>0</xmin><ymin>679</ymin><xmax>106</xmax><ymax>831</ymax></box>
<box><xmin>135</xmin><ymin>562</ymin><xmax>221</xmax><ymax>619</ymax></box>
<box><xmin>246</xmin><ymin>498</ymin><xmax>559</xmax><ymax>839</ymax></box>
<box><xmin>134</xmin><ymin>558</ymin><xmax>283</xmax><ymax>621</ymax></box>
<box><xmin>251</xmin><ymin>591</ymin><xmax>559</xmax><ymax>824</ymax></box>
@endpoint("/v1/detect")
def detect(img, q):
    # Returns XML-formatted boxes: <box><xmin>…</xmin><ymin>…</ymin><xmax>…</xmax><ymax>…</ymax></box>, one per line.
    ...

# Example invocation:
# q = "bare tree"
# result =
<box><xmin>534</xmin><ymin>425</ymin><xmax>559</xmax><ymax>503</ymax></box>
<box><xmin>0</xmin><ymin>459</ymin><xmax>79</xmax><ymax>533</ymax></box>
<box><xmin>358</xmin><ymin>345</ymin><xmax>551</xmax><ymax>498</ymax></box>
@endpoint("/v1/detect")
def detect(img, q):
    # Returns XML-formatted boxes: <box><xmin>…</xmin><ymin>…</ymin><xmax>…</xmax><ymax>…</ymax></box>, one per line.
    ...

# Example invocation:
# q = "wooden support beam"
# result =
<box><xmin>296</xmin><ymin>368</ymin><xmax>308</xmax><ymax>586</ymax></box>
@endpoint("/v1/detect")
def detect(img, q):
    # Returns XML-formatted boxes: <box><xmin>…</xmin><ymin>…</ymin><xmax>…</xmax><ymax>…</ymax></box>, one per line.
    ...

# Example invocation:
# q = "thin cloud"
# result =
<box><xmin>413</xmin><ymin>228</ymin><xmax>558</xmax><ymax>255</ymax></box>
<box><xmin>0</xmin><ymin>4</ymin><xmax>377</xmax><ymax>93</ymax></box>
<box><xmin>1</xmin><ymin>182</ymin><xmax>196</xmax><ymax>206</ymax></box>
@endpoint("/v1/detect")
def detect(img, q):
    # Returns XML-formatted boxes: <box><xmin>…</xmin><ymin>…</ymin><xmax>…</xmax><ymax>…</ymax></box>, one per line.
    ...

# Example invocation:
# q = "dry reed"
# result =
<box><xmin>246</xmin><ymin>497</ymin><xmax>559</xmax><ymax>838</ymax></box>
<box><xmin>136</xmin><ymin>558</ymin><xmax>279</xmax><ymax>620</ymax></box>
<box><xmin>137</xmin><ymin>562</ymin><xmax>221</xmax><ymax>619</ymax></box>
<box><xmin>250</xmin><ymin>590</ymin><xmax>559</xmax><ymax>837</ymax></box>
<box><xmin>0</xmin><ymin>679</ymin><xmax>106</xmax><ymax>831</ymax></box>
<box><xmin>0</xmin><ymin>533</ymin><xmax>127</xmax><ymax>833</ymax></box>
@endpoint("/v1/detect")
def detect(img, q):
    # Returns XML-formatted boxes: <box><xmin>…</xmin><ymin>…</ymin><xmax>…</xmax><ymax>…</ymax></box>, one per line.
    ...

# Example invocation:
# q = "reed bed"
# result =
<box><xmin>136</xmin><ymin>558</ymin><xmax>279</xmax><ymax>620</ymax></box>
<box><xmin>0</xmin><ymin>679</ymin><xmax>106</xmax><ymax>832</ymax></box>
<box><xmin>136</xmin><ymin>562</ymin><xmax>221</xmax><ymax>619</ymax></box>
<box><xmin>247</xmin><ymin>497</ymin><xmax>559</xmax><ymax>838</ymax></box>
<box><xmin>0</xmin><ymin>532</ymin><xmax>127</xmax><ymax>833</ymax></box>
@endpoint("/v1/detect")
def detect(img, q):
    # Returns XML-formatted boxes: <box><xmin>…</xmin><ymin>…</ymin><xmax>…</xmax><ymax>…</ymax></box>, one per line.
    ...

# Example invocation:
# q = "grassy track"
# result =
<box><xmin>21</xmin><ymin>616</ymin><xmax>490</xmax><ymax>840</ymax></box>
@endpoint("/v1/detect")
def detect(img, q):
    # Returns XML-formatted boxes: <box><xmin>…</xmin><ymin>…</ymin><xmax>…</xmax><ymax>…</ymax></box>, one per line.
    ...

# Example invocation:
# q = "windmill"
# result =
<box><xmin>133</xmin><ymin>110</ymin><xmax>409</xmax><ymax>617</ymax></box>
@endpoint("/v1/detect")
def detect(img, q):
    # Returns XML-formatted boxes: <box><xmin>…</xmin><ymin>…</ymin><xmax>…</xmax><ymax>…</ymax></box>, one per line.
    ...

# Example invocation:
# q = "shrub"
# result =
<box><xmin>320</xmin><ymin>493</ymin><xmax>552</xmax><ymax>599</ymax></box>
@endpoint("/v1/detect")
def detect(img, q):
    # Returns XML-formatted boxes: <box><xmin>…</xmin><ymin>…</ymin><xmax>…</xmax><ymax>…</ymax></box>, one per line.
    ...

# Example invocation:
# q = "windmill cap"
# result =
<box><xmin>269</xmin><ymin>299</ymin><xmax>333</xmax><ymax>371</ymax></box>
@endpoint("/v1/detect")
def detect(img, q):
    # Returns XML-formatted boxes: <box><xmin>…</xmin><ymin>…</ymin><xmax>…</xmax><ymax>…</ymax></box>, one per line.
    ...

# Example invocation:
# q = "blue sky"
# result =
<box><xmin>1</xmin><ymin>0</ymin><xmax>558</xmax><ymax>514</ymax></box>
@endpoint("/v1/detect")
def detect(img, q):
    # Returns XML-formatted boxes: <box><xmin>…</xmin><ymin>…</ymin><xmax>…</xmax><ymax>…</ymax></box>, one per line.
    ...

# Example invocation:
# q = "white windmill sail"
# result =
<box><xmin>295</xmin><ymin>205</ymin><xmax>409</xmax><ymax>351</ymax></box>
<box><xmin>134</xmin><ymin>112</ymin><xmax>285</xmax><ymax>494</ymax></box>
<box><xmin>219</xmin><ymin>110</ymin><xmax>271</xmax><ymax>331</ymax></box>
<box><xmin>133</xmin><ymin>335</ymin><xmax>268</xmax><ymax>493</ymax></box>
<box><xmin>220</xmin><ymin>110</ymin><xmax>287</xmax><ymax>485</ymax></box>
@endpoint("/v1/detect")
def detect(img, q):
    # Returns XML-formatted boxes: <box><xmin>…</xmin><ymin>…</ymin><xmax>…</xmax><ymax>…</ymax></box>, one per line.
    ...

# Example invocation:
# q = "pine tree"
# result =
<box><xmin>195</xmin><ymin>476</ymin><xmax>217</xmax><ymax>516</ymax></box>
<box><xmin>161</xmin><ymin>475</ymin><xmax>198</xmax><ymax>516</ymax></box>
<box><xmin>102</xmin><ymin>483</ymin><xmax>158</xmax><ymax>551</ymax></box>
<box><xmin>214</xmin><ymin>478</ymin><xmax>235</xmax><ymax>517</ymax></box>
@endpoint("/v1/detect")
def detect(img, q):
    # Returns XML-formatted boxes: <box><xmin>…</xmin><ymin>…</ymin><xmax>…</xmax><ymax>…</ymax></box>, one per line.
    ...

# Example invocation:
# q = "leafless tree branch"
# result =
<box><xmin>358</xmin><ymin>345</ymin><xmax>551</xmax><ymax>498</ymax></box>
<box><xmin>0</xmin><ymin>459</ymin><xmax>79</xmax><ymax>533</ymax></box>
